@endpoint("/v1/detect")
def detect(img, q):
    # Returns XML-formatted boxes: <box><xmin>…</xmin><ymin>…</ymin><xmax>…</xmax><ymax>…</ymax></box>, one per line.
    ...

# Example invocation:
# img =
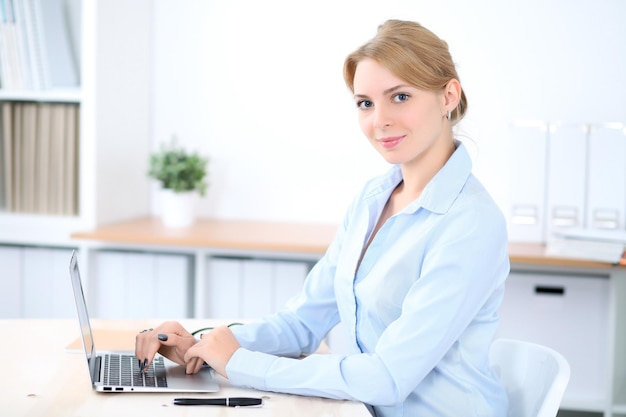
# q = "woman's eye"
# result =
<box><xmin>357</xmin><ymin>100</ymin><xmax>373</xmax><ymax>109</ymax></box>
<box><xmin>393</xmin><ymin>93</ymin><xmax>409</xmax><ymax>103</ymax></box>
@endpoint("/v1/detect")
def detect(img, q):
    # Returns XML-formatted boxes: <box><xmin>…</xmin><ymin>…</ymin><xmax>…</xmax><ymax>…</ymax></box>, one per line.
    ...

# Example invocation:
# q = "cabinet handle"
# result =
<box><xmin>534</xmin><ymin>285</ymin><xmax>565</xmax><ymax>295</ymax></box>
<box><xmin>511</xmin><ymin>205</ymin><xmax>538</xmax><ymax>225</ymax></box>
<box><xmin>593</xmin><ymin>208</ymin><xmax>620</xmax><ymax>230</ymax></box>
<box><xmin>551</xmin><ymin>206</ymin><xmax>578</xmax><ymax>228</ymax></box>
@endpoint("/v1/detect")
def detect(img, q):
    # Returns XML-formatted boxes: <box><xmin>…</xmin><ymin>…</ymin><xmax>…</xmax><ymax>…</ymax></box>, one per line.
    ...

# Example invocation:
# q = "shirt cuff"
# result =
<box><xmin>226</xmin><ymin>347</ymin><xmax>277</xmax><ymax>390</ymax></box>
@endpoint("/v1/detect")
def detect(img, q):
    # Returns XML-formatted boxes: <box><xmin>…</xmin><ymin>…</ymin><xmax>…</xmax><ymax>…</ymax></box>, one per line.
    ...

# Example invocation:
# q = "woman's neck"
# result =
<box><xmin>398</xmin><ymin>138</ymin><xmax>456</xmax><ymax>201</ymax></box>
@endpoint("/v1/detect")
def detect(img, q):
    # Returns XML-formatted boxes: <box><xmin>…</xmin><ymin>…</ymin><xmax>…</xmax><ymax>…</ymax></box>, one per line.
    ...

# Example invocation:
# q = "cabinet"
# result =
<box><xmin>75</xmin><ymin>248</ymin><xmax>312</xmax><ymax>321</ymax></box>
<box><xmin>501</xmin><ymin>244</ymin><xmax>626</xmax><ymax>417</ymax></box>
<box><xmin>0</xmin><ymin>0</ymin><xmax>152</xmax><ymax>247</ymax></box>
<box><xmin>90</xmin><ymin>250</ymin><xmax>193</xmax><ymax>319</ymax></box>
<box><xmin>0</xmin><ymin>245</ymin><xmax>194</xmax><ymax>320</ymax></box>
<box><xmin>69</xmin><ymin>217</ymin><xmax>329</xmax><ymax>320</ymax></box>
<box><xmin>496</xmin><ymin>271</ymin><xmax>610</xmax><ymax>409</ymax></box>
<box><xmin>0</xmin><ymin>245</ymin><xmax>75</xmax><ymax>318</ymax></box>
<box><xmin>203</xmin><ymin>257</ymin><xmax>309</xmax><ymax>319</ymax></box>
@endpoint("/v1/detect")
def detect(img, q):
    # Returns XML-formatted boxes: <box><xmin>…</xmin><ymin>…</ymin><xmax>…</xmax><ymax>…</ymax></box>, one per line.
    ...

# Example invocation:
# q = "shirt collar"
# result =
<box><xmin>373</xmin><ymin>140</ymin><xmax>473</xmax><ymax>215</ymax></box>
<box><xmin>417</xmin><ymin>140</ymin><xmax>472</xmax><ymax>214</ymax></box>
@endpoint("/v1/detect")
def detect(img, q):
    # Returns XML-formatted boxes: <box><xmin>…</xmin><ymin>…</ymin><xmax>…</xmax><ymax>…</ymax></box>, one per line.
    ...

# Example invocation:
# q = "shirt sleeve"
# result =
<box><xmin>229</xmin><ymin>203</ymin><xmax>354</xmax><ymax>357</ymax></box>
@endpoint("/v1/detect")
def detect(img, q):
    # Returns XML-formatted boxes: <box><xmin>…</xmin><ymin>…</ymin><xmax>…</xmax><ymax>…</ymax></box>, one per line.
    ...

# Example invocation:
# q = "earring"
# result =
<box><xmin>446</xmin><ymin>110</ymin><xmax>451</xmax><ymax>120</ymax></box>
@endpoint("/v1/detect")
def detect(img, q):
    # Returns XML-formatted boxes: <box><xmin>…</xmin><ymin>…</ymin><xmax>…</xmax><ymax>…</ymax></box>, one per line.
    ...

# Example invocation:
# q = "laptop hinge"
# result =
<box><xmin>92</xmin><ymin>356</ymin><xmax>102</xmax><ymax>383</ymax></box>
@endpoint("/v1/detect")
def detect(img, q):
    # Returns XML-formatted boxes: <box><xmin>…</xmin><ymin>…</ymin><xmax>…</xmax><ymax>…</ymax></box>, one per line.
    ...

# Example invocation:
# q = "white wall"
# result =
<box><xmin>150</xmin><ymin>0</ymin><xmax>626</xmax><ymax>225</ymax></box>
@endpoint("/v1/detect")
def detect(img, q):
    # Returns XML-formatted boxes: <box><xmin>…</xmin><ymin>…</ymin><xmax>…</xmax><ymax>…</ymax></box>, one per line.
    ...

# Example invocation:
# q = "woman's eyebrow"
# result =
<box><xmin>354</xmin><ymin>84</ymin><xmax>412</xmax><ymax>100</ymax></box>
<box><xmin>383</xmin><ymin>84</ymin><xmax>411</xmax><ymax>95</ymax></box>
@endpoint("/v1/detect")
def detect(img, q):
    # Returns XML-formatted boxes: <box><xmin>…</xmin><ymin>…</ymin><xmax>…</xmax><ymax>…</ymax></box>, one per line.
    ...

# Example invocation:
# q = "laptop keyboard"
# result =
<box><xmin>103</xmin><ymin>354</ymin><xmax>168</xmax><ymax>388</ymax></box>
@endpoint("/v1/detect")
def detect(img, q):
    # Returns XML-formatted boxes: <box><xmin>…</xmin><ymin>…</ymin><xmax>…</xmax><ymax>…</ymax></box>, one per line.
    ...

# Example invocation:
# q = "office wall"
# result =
<box><xmin>150</xmin><ymin>0</ymin><xmax>626</xmax><ymax>225</ymax></box>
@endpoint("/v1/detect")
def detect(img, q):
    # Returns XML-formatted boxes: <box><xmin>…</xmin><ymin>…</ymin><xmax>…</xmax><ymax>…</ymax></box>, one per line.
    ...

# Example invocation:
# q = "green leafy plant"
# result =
<box><xmin>148</xmin><ymin>138</ymin><xmax>209</xmax><ymax>196</ymax></box>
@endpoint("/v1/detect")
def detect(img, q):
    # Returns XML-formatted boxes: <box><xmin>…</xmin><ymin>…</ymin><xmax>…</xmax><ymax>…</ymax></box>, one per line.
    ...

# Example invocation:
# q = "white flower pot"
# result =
<box><xmin>161</xmin><ymin>189</ymin><xmax>197</xmax><ymax>228</ymax></box>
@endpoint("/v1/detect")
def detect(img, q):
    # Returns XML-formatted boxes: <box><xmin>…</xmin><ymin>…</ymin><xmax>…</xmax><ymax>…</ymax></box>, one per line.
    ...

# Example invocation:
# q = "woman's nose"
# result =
<box><xmin>373</xmin><ymin>105</ymin><xmax>392</xmax><ymax>130</ymax></box>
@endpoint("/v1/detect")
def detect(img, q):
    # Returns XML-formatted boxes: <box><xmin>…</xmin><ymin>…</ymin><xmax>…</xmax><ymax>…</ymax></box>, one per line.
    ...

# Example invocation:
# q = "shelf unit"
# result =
<box><xmin>69</xmin><ymin>217</ymin><xmax>332</xmax><ymax>319</ymax></box>
<box><xmin>67</xmin><ymin>226</ymin><xmax>626</xmax><ymax>417</ymax></box>
<box><xmin>0</xmin><ymin>0</ymin><xmax>153</xmax><ymax>247</ymax></box>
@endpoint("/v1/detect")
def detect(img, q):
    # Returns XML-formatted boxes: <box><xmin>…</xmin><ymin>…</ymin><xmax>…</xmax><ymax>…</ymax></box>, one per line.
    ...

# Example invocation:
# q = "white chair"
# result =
<box><xmin>489</xmin><ymin>338</ymin><xmax>571</xmax><ymax>417</ymax></box>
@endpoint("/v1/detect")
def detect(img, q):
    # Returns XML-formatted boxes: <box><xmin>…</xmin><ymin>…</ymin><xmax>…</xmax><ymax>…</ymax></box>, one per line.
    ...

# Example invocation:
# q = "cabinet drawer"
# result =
<box><xmin>0</xmin><ymin>246</ymin><xmax>75</xmax><ymax>318</ymax></box>
<box><xmin>204</xmin><ymin>257</ymin><xmax>308</xmax><ymax>319</ymax></box>
<box><xmin>93</xmin><ymin>251</ymin><xmax>193</xmax><ymax>319</ymax></box>
<box><xmin>495</xmin><ymin>271</ymin><xmax>610</xmax><ymax>404</ymax></box>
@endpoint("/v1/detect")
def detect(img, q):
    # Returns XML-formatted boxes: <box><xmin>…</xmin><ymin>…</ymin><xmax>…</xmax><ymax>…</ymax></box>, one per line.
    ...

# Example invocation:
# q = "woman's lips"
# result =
<box><xmin>378</xmin><ymin>135</ymin><xmax>405</xmax><ymax>149</ymax></box>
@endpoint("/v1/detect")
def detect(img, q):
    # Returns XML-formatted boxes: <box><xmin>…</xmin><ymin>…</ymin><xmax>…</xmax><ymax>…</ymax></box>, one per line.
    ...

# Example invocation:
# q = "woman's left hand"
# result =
<box><xmin>183</xmin><ymin>325</ymin><xmax>241</xmax><ymax>377</ymax></box>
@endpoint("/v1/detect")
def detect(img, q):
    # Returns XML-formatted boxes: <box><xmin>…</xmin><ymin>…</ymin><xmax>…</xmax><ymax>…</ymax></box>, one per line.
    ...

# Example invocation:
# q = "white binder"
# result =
<box><xmin>586</xmin><ymin>124</ymin><xmax>626</xmax><ymax>232</ymax></box>
<box><xmin>545</xmin><ymin>123</ymin><xmax>588</xmax><ymax>239</ymax></box>
<box><xmin>508</xmin><ymin>121</ymin><xmax>549</xmax><ymax>242</ymax></box>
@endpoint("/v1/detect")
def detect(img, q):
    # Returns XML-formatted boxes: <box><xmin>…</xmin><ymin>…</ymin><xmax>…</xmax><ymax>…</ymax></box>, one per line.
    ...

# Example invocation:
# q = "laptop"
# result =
<box><xmin>69</xmin><ymin>250</ymin><xmax>219</xmax><ymax>393</ymax></box>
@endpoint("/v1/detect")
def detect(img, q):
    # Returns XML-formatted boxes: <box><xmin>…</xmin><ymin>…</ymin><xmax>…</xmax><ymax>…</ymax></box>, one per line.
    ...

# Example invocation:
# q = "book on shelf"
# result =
<box><xmin>0</xmin><ymin>101</ymin><xmax>79</xmax><ymax>216</ymax></box>
<box><xmin>47</xmin><ymin>103</ymin><xmax>58</xmax><ymax>213</ymax></box>
<box><xmin>63</xmin><ymin>103</ymin><xmax>77</xmax><ymax>215</ymax></box>
<box><xmin>35</xmin><ymin>102</ymin><xmax>50</xmax><ymax>213</ymax></box>
<box><xmin>12</xmin><ymin>102</ymin><xmax>22</xmax><ymax>212</ymax></box>
<box><xmin>1</xmin><ymin>102</ymin><xmax>12</xmax><ymax>211</ymax></box>
<box><xmin>49</xmin><ymin>102</ymin><xmax>64</xmax><ymax>214</ymax></box>
<box><xmin>0</xmin><ymin>0</ymin><xmax>25</xmax><ymax>90</ymax></box>
<box><xmin>21</xmin><ymin>101</ymin><xmax>36</xmax><ymax>213</ymax></box>
<box><xmin>37</xmin><ymin>0</ymin><xmax>80</xmax><ymax>89</ymax></box>
<box><xmin>546</xmin><ymin>228</ymin><xmax>626</xmax><ymax>264</ymax></box>
<box><xmin>2</xmin><ymin>0</ymin><xmax>37</xmax><ymax>90</ymax></box>
<box><xmin>0</xmin><ymin>103</ymin><xmax>4</xmax><ymax>210</ymax></box>
<box><xmin>17</xmin><ymin>0</ymin><xmax>45</xmax><ymax>90</ymax></box>
<box><xmin>12</xmin><ymin>0</ymin><xmax>33</xmax><ymax>89</ymax></box>
<box><xmin>0</xmin><ymin>0</ymin><xmax>80</xmax><ymax>91</ymax></box>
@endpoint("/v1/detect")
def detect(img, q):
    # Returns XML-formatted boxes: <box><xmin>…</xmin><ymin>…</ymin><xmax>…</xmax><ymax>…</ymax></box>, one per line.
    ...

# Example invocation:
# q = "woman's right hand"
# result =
<box><xmin>134</xmin><ymin>321</ymin><xmax>198</xmax><ymax>371</ymax></box>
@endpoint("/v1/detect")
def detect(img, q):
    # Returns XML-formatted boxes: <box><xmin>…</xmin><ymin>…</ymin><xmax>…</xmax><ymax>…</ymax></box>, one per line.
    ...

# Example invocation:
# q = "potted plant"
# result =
<box><xmin>148</xmin><ymin>138</ymin><xmax>209</xmax><ymax>227</ymax></box>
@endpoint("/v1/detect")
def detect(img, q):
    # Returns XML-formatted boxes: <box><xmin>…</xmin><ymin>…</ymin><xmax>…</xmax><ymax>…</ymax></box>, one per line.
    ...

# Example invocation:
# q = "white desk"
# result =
<box><xmin>0</xmin><ymin>319</ymin><xmax>370</xmax><ymax>417</ymax></box>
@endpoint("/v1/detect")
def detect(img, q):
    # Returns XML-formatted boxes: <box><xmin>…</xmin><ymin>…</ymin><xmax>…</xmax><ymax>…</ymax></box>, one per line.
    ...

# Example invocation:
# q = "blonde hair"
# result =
<box><xmin>343</xmin><ymin>19</ymin><xmax>468</xmax><ymax>123</ymax></box>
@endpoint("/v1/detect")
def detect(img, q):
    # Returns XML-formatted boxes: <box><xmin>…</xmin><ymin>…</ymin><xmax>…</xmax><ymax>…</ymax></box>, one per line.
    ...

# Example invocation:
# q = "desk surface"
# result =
<box><xmin>0</xmin><ymin>319</ymin><xmax>369</xmax><ymax>417</ymax></box>
<box><xmin>71</xmin><ymin>217</ymin><xmax>339</xmax><ymax>255</ymax></box>
<box><xmin>72</xmin><ymin>216</ymin><xmax>624</xmax><ymax>268</ymax></box>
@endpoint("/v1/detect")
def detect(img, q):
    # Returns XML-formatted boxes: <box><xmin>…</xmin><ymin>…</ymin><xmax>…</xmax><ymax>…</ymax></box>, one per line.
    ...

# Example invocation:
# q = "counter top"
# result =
<box><xmin>72</xmin><ymin>217</ymin><xmax>624</xmax><ymax>268</ymax></box>
<box><xmin>71</xmin><ymin>217</ymin><xmax>338</xmax><ymax>255</ymax></box>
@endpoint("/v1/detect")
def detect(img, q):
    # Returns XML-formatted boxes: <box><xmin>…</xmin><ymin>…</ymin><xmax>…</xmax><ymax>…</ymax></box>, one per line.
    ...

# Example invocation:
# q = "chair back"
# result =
<box><xmin>490</xmin><ymin>338</ymin><xmax>571</xmax><ymax>417</ymax></box>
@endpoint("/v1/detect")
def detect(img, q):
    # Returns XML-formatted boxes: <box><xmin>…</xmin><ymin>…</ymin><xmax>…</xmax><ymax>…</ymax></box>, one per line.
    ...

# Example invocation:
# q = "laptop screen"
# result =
<box><xmin>69</xmin><ymin>251</ymin><xmax>99</xmax><ymax>384</ymax></box>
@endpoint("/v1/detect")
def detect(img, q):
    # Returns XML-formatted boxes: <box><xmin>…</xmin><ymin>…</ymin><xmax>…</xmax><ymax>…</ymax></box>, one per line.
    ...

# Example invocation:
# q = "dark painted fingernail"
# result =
<box><xmin>139</xmin><ymin>360</ymin><xmax>145</xmax><ymax>372</ymax></box>
<box><xmin>137</xmin><ymin>359</ymin><xmax>141</xmax><ymax>369</ymax></box>
<box><xmin>158</xmin><ymin>333</ymin><xmax>168</xmax><ymax>341</ymax></box>
<box><xmin>141</xmin><ymin>358</ymin><xmax>148</xmax><ymax>372</ymax></box>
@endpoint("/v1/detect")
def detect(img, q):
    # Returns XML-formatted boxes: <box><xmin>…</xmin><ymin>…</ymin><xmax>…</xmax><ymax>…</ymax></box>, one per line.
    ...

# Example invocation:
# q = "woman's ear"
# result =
<box><xmin>443</xmin><ymin>79</ymin><xmax>462</xmax><ymax>112</ymax></box>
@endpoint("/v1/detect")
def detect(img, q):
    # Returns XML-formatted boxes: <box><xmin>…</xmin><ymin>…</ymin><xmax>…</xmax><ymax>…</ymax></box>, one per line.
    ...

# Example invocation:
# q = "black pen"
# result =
<box><xmin>172</xmin><ymin>397</ymin><xmax>264</xmax><ymax>407</ymax></box>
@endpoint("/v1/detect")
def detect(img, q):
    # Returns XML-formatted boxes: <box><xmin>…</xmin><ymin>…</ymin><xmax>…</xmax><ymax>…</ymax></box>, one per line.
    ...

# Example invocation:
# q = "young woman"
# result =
<box><xmin>136</xmin><ymin>19</ymin><xmax>509</xmax><ymax>416</ymax></box>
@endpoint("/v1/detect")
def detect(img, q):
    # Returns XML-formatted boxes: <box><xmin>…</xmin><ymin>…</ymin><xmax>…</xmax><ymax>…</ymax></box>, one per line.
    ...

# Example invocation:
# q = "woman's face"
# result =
<box><xmin>352</xmin><ymin>58</ymin><xmax>450</xmax><ymax>167</ymax></box>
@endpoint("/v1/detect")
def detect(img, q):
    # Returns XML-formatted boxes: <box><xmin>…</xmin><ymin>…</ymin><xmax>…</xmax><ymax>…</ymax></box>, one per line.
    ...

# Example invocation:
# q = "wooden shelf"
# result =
<box><xmin>508</xmin><ymin>242</ymin><xmax>619</xmax><ymax>269</ymax></box>
<box><xmin>0</xmin><ymin>88</ymin><xmax>82</xmax><ymax>103</ymax></box>
<box><xmin>71</xmin><ymin>216</ymin><xmax>339</xmax><ymax>255</ymax></box>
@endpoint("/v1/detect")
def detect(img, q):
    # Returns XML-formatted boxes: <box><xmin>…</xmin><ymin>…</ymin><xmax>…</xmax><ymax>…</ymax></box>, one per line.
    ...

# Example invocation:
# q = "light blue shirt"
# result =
<box><xmin>227</xmin><ymin>142</ymin><xmax>510</xmax><ymax>417</ymax></box>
